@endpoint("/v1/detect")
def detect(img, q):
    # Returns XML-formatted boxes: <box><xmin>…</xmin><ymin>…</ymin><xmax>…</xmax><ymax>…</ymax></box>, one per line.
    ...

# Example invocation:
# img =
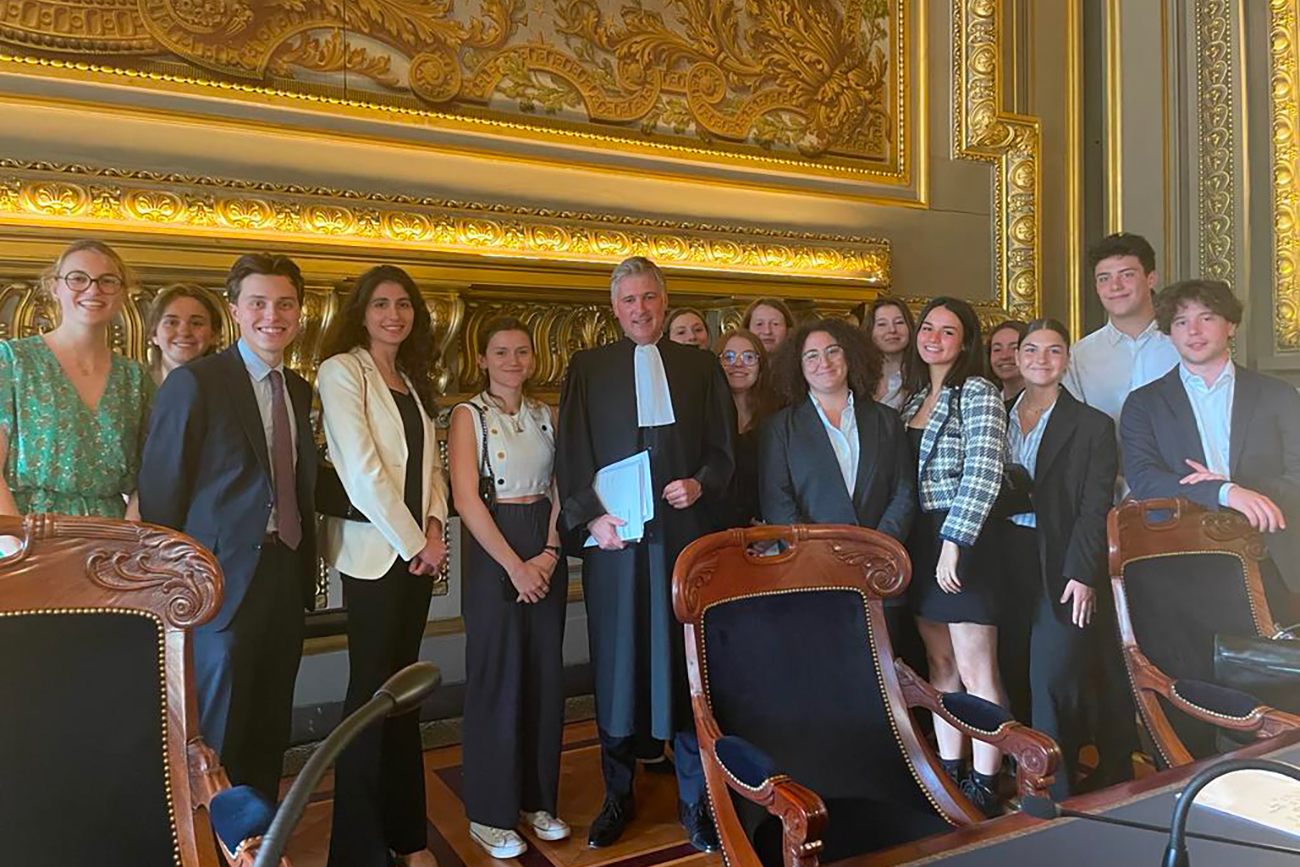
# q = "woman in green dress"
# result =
<box><xmin>0</xmin><ymin>239</ymin><xmax>154</xmax><ymax>519</ymax></box>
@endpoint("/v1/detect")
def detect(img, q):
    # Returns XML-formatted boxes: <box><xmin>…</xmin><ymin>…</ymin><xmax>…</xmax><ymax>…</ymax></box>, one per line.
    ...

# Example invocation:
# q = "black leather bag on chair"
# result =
<box><xmin>1213</xmin><ymin>630</ymin><xmax>1300</xmax><ymax>715</ymax></box>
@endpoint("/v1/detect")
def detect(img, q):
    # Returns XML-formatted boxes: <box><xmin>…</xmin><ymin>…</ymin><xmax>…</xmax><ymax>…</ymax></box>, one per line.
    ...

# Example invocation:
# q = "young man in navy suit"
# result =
<box><xmin>139</xmin><ymin>253</ymin><xmax>317</xmax><ymax>802</ymax></box>
<box><xmin>1121</xmin><ymin>279</ymin><xmax>1300</xmax><ymax>615</ymax></box>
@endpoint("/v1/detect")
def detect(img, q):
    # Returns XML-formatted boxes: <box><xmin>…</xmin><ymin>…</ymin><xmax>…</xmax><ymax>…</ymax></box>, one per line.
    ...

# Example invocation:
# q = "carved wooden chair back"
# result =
<box><xmin>1108</xmin><ymin>497</ymin><xmax>1282</xmax><ymax>765</ymax></box>
<box><xmin>0</xmin><ymin>514</ymin><xmax>225</xmax><ymax>867</ymax></box>
<box><xmin>673</xmin><ymin>524</ymin><xmax>1034</xmax><ymax>867</ymax></box>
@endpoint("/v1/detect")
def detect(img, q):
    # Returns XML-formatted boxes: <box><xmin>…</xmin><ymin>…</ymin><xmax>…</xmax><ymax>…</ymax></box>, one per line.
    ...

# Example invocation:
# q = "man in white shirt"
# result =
<box><xmin>1122</xmin><ymin>280</ymin><xmax>1300</xmax><ymax>614</ymax></box>
<box><xmin>1063</xmin><ymin>233</ymin><xmax>1181</xmax><ymax>424</ymax></box>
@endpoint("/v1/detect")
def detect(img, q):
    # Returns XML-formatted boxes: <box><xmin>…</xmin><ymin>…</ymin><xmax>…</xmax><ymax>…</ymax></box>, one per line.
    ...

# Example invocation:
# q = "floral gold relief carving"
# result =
<box><xmin>1195</xmin><ymin>0</ymin><xmax>1237</xmax><ymax>286</ymax></box>
<box><xmin>1271</xmin><ymin>0</ymin><xmax>1300</xmax><ymax>352</ymax></box>
<box><xmin>21</xmin><ymin>181</ymin><xmax>89</xmax><ymax>216</ymax></box>
<box><xmin>0</xmin><ymin>0</ymin><xmax>907</xmax><ymax>183</ymax></box>
<box><xmin>124</xmin><ymin>190</ymin><xmax>185</xmax><ymax>222</ymax></box>
<box><xmin>952</xmin><ymin>0</ymin><xmax>1040</xmax><ymax>321</ymax></box>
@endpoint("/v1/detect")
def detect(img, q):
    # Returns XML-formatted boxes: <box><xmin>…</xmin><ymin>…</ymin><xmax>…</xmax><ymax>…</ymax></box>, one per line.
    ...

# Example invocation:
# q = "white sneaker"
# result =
<box><xmin>521</xmin><ymin>810</ymin><xmax>571</xmax><ymax>841</ymax></box>
<box><xmin>469</xmin><ymin>823</ymin><xmax>528</xmax><ymax>858</ymax></box>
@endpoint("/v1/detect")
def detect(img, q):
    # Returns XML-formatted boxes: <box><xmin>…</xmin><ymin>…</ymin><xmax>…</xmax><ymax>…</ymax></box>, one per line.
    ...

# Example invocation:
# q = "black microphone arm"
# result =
<box><xmin>252</xmin><ymin>661</ymin><xmax>441</xmax><ymax>867</ymax></box>
<box><xmin>1163</xmin><ymin>758</ymin><xmax>1300</xmax><ymax>867</ymax></box>
<box><xmin>1020</xmin><ymin>795</ymin><xmax>1300</xmax><ymax>858</ymax></box>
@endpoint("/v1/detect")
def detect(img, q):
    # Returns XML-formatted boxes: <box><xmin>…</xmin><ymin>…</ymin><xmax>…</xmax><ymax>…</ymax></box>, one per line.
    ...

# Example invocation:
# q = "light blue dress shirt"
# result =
<box><xmin>1179</xmin><ymin>361</ymin><xmax>1236</xmax><ymax>506</ymax></box>
<box><xmin>1006</xmin><ymin>393</ymin><xmax>1056</xmax><ymax>528</ymax></box>
<box><xmin>811</xmin><ymin>391</ymin><xmax>859</xmax><ymax>497</ymax></box>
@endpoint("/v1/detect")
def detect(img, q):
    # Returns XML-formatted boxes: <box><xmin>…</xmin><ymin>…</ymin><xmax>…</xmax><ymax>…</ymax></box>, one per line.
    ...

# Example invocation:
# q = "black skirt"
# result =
<box><xmin>905</xmin><ymin>508</ymin><xmax>1000</xmax><ymax>625</ymax></box>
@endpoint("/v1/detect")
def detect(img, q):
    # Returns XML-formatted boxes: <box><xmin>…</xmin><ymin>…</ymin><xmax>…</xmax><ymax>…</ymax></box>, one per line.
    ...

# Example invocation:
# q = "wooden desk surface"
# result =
<box><xmin>857</xmin><ymin>730</ymin><xmax>1300</xmax><ymax>866</ymax></box>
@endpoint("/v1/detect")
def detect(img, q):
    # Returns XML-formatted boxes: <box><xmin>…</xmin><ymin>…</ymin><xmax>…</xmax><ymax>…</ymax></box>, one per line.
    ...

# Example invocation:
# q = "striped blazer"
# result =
<box><xmin>901</xmin><ymin>376</ymin><xmax>1006</xmax><ymax>547</ymax></box>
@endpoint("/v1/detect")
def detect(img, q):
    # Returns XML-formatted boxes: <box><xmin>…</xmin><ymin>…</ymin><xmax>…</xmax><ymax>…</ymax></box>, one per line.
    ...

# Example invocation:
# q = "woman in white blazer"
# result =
<box><xmin>317</xmin><ymin>265</ymin><xmax>447</xmax><ymax>867</ymax></box>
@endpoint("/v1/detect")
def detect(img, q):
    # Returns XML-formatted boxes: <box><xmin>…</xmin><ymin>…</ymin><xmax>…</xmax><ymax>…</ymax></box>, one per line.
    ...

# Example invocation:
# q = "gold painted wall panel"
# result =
<box><xmin>1272</xmin><ymin>0</ymin><xmax>1299</xmax><ymax>352</ymax></box>
<box><xmin>0</xmin><ymin>0</ymin><xmax>910</xmax><ymax>185</ymax></box>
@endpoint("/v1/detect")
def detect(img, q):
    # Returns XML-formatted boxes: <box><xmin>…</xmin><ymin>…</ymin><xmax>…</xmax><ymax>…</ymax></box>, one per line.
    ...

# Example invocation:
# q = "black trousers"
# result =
<box><xmin>599</xmin><ymin>727</ymin><xmax>706</xmax><ymax>806</ymax></box>
<box><xmin>327</xmin><ymin>560</ymin><xmax>434</xmax><ymax>867</ymax></box>
<box><xmin>462</xmin><ymin>501</ymin><xmax>568</xmax><ymax>828</ymax></box>
<box><xmin>998</xmin><ymin>525</ymin><xmax>1100</xmax><ymax>799</ymax></box>
<box><xmin>193</xmin><ymin>540</ymin><xmax>305</xmax><ymax>803</ymax></box>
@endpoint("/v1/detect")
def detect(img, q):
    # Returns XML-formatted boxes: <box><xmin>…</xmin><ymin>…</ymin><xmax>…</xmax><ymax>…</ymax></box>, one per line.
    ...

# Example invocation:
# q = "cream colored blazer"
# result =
<box><xmin>317</xmin><ymin>347</ymin><xmax>449</xmax><ymax>579</ymax></box>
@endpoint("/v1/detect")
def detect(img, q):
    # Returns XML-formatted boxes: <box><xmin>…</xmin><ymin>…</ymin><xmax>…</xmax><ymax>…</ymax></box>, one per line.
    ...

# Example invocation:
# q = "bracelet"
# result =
<box><xmin>543</xmin><ymin>544</ymin><xmax>562</xmax><ymax>559</ymax></box>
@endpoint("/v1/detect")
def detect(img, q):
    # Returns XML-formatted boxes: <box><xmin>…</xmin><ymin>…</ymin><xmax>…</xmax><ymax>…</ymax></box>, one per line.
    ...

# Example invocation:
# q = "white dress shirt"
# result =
<box><xmin>1005</xmin><ymin>393</ymin><xmax>1057</xmax><ymax>528</ymax></box>
<box><xmin>1180</xmin><ymin>361</ymin><xmax>1236</xmax><ymax>506</ymax></box>
<box><xmin>811</xmin><ymin>391</ymin><xmax>859</xmax><ymax>496</ymax></box>
<box><xmin>237</xmin><ymin>339</ymin><xmax>297</xmax><ymax>533</ymax></box>
<box><xmin>1063</xmin><ymin>319</ymin><xmax>1181</xmax><ymax>423</ymax></box>
<box><xmin>878</xmin><ymin>369</ymin><xmax>906</xmax><ymax>411</ymax></box>
<box><xmin>634</xmin><ymin>342</ymin><xmax>676</xmax><ymax>427</ymax></box>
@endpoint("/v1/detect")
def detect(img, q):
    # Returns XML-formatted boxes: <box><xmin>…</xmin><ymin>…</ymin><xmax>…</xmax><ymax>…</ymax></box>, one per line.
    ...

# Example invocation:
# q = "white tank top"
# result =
<box><xmin>454</xmin><ymin>394</ymin><xmax>555</xmax><ymax>499</ymax></box>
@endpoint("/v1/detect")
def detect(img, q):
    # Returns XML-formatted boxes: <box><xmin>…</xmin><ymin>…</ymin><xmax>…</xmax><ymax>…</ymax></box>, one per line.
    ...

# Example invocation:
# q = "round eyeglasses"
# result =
<box><xmin>719</xmin><ymin>349</ymin><xmax>759</xmax><ymax>367</ymax></box>
<box><xmin>801</xmin><ymin>344</ymin><xmax>845</xmax><ymax>369</ymax></box>
<box><xmin>59</xmin><ymin>270</ymin><xmax>125</xmax><ymax>294</ymax></box>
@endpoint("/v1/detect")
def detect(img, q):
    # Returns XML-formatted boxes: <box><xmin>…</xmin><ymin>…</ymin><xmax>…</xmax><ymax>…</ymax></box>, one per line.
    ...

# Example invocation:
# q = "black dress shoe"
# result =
<box><xmin>679</xmin><ymin>799</ymin><xmax>719</xmax><ymax>852</ymax></box>
<box><xmin>959</xmin><ymin>775</ymin><xmax>1004</xmax><ymax>819</ymax></box>
<box><xmin>588</xmin><ymin>796</ymin><xmax>635</xmax><ymax>848</ymax></box>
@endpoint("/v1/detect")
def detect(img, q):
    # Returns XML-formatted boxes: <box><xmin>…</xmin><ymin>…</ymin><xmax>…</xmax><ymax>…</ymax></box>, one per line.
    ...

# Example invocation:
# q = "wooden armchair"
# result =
<box><xmin>1108</xmin><ymin>498</ymin><xmax>1300</xmax><ymax>768</ymax></box>
<box><xmin>0</xmin><ymin>514</ymin><xmax>286</xmax><ymax>867</ymax></box>
<box><xmin>672</xmin><ymin>524</ymin><xmax>1060</xmax><ymax>867</ymax></box>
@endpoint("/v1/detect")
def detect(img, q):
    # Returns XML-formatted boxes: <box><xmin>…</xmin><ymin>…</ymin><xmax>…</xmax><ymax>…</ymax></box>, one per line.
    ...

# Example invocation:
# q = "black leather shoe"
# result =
<box><xmin>588</xmin><ymin>796</ymin><xmax>635</xmax><ymax>848</ymax></box>
<box><xmin>679</xmin><ymin>799</ymin><xmax>719</xmax><ymax>852</ymax></box>
<box><xmin>959</xmin><ymin>775</ymin><xmax>1004</xmax><ymax>819</ymax></box>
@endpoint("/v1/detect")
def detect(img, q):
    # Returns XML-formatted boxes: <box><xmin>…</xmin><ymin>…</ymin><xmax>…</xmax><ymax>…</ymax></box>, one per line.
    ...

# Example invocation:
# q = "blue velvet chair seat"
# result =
<box><xmin>210</xmin><ymin>785</ymin><xmax>276</xmax><ymax>858</ymax></box>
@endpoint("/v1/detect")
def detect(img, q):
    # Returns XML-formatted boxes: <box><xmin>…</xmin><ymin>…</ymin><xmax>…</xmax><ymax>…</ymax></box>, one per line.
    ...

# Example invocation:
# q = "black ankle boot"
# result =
<box><xmin>678</xmin><ymin>799</ymin><xmax>719</xmax><ymax>852</ymax></box>
<box><xmin>960</xmin><ymin>771</ymin><xmax>1003</xmax><ymax>819</ymax></box>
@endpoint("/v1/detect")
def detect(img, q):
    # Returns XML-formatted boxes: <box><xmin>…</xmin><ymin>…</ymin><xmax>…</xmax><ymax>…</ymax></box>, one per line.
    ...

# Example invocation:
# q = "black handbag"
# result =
<box><xmin>315</xmin><ymin>362</ymin><xmax>371</xmax><ymax>522</ymax></box>
<box><xmin>1213</xmin><ymin>629</ymin><xmax>1300</xmax><ymax>715</ymax></box>
<box><xmin>469</xmin><ymin>402</ymin><xmax>497</xmax><ymax>514</ymax></box>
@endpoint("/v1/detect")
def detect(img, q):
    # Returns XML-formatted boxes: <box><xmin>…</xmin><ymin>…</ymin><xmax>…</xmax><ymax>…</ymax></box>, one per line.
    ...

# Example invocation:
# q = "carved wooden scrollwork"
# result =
<box><xmin>829</xmin><ymin>544</ymin><xmax>908</xmax><ymax>597</ymax></box>
<box><xmin>86</xmin><ymin>525</ymin><xmax>221</xmax><ymax>629</ymax></box>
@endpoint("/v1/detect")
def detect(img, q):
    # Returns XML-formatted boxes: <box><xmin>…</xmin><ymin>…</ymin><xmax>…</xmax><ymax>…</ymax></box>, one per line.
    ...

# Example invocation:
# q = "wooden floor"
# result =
<box><xmin>284</xmin><ymin>720</ymin><xmax>723</xmax><ymax>867</ymax></box>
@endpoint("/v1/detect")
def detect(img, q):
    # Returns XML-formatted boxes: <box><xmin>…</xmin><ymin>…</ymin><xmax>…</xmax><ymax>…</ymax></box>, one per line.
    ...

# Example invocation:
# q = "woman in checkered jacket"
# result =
<box><xmin>900</xmin><ymin>296</ymin><xmax>1009</xmax><ymax>815</ymax></box>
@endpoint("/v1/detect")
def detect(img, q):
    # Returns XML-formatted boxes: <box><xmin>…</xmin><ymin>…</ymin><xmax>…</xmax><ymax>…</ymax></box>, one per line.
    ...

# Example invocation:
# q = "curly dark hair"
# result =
<box><xmin>319</xmin><ymin>265</ymin><xmax>438</xmax><ymax>408</ymax></box>
<box><xmin>903</xmin><ymin>297</ymin><xmax>985</xmax><ymax>395</ymax></box>
<box><xmin>771</xmin><ymin>318</ymin><xmax>882</xmax><ymax>405</ymax></box>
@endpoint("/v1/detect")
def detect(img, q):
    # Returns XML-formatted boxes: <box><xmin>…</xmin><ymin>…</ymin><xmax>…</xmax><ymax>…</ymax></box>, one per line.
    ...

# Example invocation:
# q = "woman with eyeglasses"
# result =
<box><xmin>900</xmin><ymin>297</ymin><xmax>1008</xmax><ymax>815</ymax></box>
<box><xmin>0</xmin><ymin>239</ymin><xmax>153</xmax><ymax>519</ymax></box>
<box><xmin>711</xmin><ymin>328</ymin><xmax>777</xmax><ymax>528</ymax></box>
<box><xmin>760</xmin><ymin>319</ymin><xmax>915</xmax><ymax>540</ymax></box>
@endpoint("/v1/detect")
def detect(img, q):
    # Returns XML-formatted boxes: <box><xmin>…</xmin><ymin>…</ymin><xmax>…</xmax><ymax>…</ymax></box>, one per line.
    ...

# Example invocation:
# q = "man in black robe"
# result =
<box><xmin>557</xmin><ymin>256</ymin><xmax>735</xmax><ymax>850</ymax></box>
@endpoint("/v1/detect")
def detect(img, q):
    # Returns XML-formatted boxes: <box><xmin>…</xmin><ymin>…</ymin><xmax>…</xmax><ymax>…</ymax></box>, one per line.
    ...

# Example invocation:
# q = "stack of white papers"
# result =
<box><xmin>584</xmin><ymin>450</ymin><xmax>655</xmax><ymax>547</ymax></box>
<box><xmin>1198</xmin><ymin>768</ymin><xmax>1300</xmax><ymax>838</ymax></box>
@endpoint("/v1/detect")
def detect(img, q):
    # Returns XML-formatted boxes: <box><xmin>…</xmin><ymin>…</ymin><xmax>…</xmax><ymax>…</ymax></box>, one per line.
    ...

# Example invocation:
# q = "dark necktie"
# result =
<box><xmin>269</xmin><ymin>369</ymin><xmax>302</xmax><ymax>550</ymax></box>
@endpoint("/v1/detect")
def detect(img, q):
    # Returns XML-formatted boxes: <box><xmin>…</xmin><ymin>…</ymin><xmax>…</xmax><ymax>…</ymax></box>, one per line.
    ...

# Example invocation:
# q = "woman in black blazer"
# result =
<box><xmin>996</xmin><ymin>318</ymin><xmax>1118</xmax><ymax>799</ymax></box>
<box><xmin>760</xmin><ymin>318</ymin><xmax>916</xmax><ymax>539</ymax></box>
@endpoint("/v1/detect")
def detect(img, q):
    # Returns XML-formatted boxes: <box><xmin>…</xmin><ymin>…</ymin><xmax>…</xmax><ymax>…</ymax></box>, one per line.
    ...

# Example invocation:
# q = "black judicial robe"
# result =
<box><xmin>557</xmin><ymin>336</ymin><xmax>735</xmax><ymax>738</ymax></box>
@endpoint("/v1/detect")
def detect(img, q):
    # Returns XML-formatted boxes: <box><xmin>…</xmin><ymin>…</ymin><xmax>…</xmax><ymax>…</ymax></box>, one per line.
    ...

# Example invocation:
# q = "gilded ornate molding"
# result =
<box><xmin>1271</xmin><ymin>0</ymin><xmax>1300</xmax><ymax>352</ymax></box>
<box><xmin>0</xmin><ymin>0</ymin><xmax>909</xmax><ymax>185</ymax></box>
<box><xmin>1195</xmin><ymin>0</ymin><xmax>1237</xmax><ymax>286</ymax></box>
<box><xmin>951</xmin><ymin>0</ymin><xmax>1041</xmax><ymax>321</ymax></box>
<box><xmin>0</xmin><ymin>160</ymin><xmax>890</xmax><ymax>284</ymax></box>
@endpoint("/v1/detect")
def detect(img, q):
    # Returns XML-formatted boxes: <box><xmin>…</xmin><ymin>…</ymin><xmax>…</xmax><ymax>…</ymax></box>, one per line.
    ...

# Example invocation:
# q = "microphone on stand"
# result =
<box><xmin>252</xmin><ymin>661</ymin><xmax>441</xmax><ymax>867</ymax></box>
<box><xmin>1020</xmin><ymin>795</ymin><xmax>1300</xmax><ymax>858</ymax></box>
<box><xmin>1162</xmin><ymin>758</ymin><xmax>1300</xmax><ymax>867</ymax></box>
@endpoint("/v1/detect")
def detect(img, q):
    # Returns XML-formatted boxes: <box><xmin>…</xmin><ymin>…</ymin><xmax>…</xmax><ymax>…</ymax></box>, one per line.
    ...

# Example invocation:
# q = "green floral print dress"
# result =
<box><xmin>0</xmin><ymin>336</ymin><xmax>154</xmax><ymax>517</ymax></box>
